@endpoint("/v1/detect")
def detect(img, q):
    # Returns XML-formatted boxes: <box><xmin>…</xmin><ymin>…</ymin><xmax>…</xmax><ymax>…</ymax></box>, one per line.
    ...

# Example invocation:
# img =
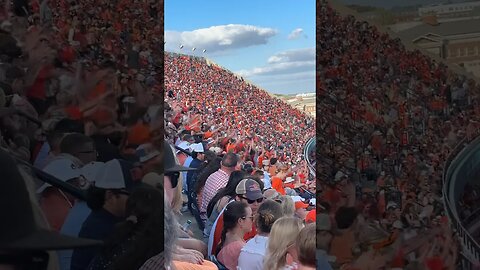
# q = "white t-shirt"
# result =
<box><xmin>237</xmin><ymin>235</ymin><xmax>268</xmax><ymax>270</ymax></box>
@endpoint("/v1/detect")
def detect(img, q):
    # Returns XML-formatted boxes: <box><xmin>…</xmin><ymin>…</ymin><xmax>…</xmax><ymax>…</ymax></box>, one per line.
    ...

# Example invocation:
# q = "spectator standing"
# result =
<box><xmin>200</xmin><ymin>153</ymin><xmax>239</xmax><ymax>222</ymax></box>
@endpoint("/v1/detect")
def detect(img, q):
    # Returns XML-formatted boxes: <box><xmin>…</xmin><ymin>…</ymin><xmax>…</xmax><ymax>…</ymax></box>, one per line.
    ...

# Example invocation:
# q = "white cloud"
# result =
<box><xmin>165</xmin><ymin>24</ymin><xmax>277</xmax><ymax>53</ymax></box>
<box><xmin>237</xmin><ymin>48</ymin><xmax>315</xmax><ymax>77</ymax></box>
<box><xmin>287</xmin><ymin>28</ymin><xmax>304</xmax><ymax>40</ymax></box>
<box><xmin>267</xmin><ymin>48</ymin><xmax>314</xmax><ymax>64</ymax></box>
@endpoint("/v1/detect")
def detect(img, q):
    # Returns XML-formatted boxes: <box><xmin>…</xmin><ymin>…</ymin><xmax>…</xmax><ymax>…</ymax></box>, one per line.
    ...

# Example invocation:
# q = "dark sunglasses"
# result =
<box><xmin>240</xmin><ymin>196</ymin><xmax>263</xmax><ymax>204</ymax></box>
<box><xmin>166</xmin><ymin>171</ymin><xmax>180</xmax><ymax>188</ymax></box>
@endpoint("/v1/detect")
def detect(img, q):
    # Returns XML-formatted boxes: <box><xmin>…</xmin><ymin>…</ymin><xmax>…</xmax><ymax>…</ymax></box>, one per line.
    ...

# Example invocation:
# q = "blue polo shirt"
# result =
<box><xmin>58</xmin><ymin>201</ymin><xmax>91</xmax><ymax>270</ymax></box>
<box><xmin>70</xmin><ymin>208</ymin><xmax>123</xmax><ymax>270</ymax></box>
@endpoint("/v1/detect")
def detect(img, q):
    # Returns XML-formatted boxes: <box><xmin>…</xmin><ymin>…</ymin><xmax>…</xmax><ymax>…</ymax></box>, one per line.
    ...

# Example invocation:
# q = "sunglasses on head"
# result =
<box><xmin>166</xmin><ymin>171</ymin><xmax>180</xmax><ymax>188</ymax></box>
<box><xmin>240</xmin><ymin>196</ymin><xmax>263</xmax><ymax>204</ymax></box>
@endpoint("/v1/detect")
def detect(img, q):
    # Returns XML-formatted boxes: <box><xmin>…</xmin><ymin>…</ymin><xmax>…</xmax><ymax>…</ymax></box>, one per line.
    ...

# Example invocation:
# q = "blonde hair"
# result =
<box><xmin>264</xmin><ymin>217</ymin><xmax>303</xmax><ymax>270</ymax></box>
<box><xmin>278</xmin><ymin>195</ymin><xmax>295</xmax><ymax>217</ymax></box>
<box><xmin>296</xmin><ymin>223</ymin><xmax>316</xmax><ymax>267</ymax></box>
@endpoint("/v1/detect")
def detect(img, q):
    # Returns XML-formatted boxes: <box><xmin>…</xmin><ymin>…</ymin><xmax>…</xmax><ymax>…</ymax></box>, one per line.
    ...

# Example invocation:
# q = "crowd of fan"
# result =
<box><xmin>316</xmin><ymin>2</ymin><xmax>479</xmax><ymax>269</ymax></box>
<box><xmin>0</xmin><ymin>0</ymin><xmax>197</xmax><ymax>269</ymax></box>
<box><xmin>164</xmin><ymin>52</ymin><xmax>315</xmax><ymax>165</ymax></box>
<box><xmin>163</xmin><ymin>52</ymin><xmax>317</xmax><ymax>269</ymax></box>
<box><xmin>0</xmin><ymin>0</ymin><xmax>317</xmax><ymax>268</ymax></box>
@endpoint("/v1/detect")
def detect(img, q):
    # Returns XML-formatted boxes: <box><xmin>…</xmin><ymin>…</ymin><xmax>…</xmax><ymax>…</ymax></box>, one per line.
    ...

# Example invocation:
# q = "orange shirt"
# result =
<box><xmin>330</xmin><ymin>229</ymin><xmax>355</xmax><ymax>265</ymax></box>
<box><xmin>268</xmin><ymin>166</ymin><xmax>277</xmax><ymax>176</ymax></box>
<box><xmin>257</xmin><ymin>156</ymin><xmax>264</xmax><ymax>168</ymax></box>
<box><xmin>127</xmin><ymin>122</ymin><xmax>151</xmax><ymax>146</ymax></box>
<box><xmin>64</xmin><ymin>105</ymin><xmax>83</xmax><ymax>120</ymax></box>
<box><xmin>204</xmin><ymin>131</ymin><xmax>213</xmax><ymax>139</ymax></box>
<box><xmin>173</xmin><ymin>260</ymin><xmax>218</xmax><ymax>270</ymax></box>
<box><xmin>271</xmin><ymin>177</ymin><xmax>286</xmax><ymax>195</ymax></box>
<box><xmin>39</xmin><ymin>188</ymin><xmax>72</xmax><ymax>231</ymax></box>
<box><xmin>87</xmin><ymin>81</ymin><xmax>107</xmax><ymax>101</ymax></box>
<box><xmin>177</xmin><ymin>153</ymin><xmax>187</xmax><ymax>166</ymax></box>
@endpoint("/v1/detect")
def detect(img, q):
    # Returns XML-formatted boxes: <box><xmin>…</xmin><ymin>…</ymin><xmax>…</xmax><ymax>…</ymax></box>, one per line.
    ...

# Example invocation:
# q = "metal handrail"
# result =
<box><xmin>443</xmin><ymin>133</ymin><xmax>480</xmax><ymax>267</ymax></box>
<box><xmin>304</xmin><ymin>137</ymin><xmax>316</xmax><ymax>177</ymax></box>
<box><xmin>462</xmin><ymin>207</ymin><xmax>480</xmax><ymax>228</ymax></box>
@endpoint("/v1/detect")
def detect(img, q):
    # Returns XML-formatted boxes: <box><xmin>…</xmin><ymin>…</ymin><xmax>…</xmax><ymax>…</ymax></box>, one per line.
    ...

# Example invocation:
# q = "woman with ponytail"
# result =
<box><xmin>216</xmin><ymin>201</ymin><xmax>252</xmax><ymax>270</ymax></box>
<box><xmin>238</xmin><ymin>199</ymin><xmax>284</xmax><ymax>270</ymax></box>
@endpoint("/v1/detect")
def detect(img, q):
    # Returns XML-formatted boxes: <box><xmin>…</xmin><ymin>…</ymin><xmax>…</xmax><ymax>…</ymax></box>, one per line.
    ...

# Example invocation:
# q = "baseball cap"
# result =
<box><xmin>209</xmin><ymin>146</ymin><xmax>222</xmax><ymax>155</ymax></box>
<box><xmin>236</xmin><ymin>179</ymin><xmax>263</xmax><ymax>201</ymax></box>
<box><xmin>291</xmin><ymin>196</ymin><xmax>304</xmax><ymax>203</ymax></box>
<box><xmin>285</xmin><ymin>177</ymin><xmax>294</xmax><ymax>184</ymax></box>
<box><xmin>37</xmin><ymin>158</ymin><xmax>82</xmax><ymax>193</ymax></box>
<box><xmin>80</xmin><ymin>162</ymin><xmax>106</xmax><ymax>182</ymax></box>
<box><xmin>142</xmin><ymin>172</ymin><xmax>162</xmax><ymax>189</ymax></box>
<box><xmin>295</xmin><ymin>201</ymin><xmax>309</xmax><ymax>210</ymax></box>
<box><xmin>164</xmin><ymin>140</ymin><xmax>196</xmax><ymax>173</ymax></box>
<box><xmin>189</xmin><ymin>143</ymin><xmax>204</xmax><ymax>153</ymax></box>
<box><xmin>94</xmin><ymin>159</ymin><xmax>141</xmax><ymax>191</ymax></box>
<box><xmin>176</xmin><ymin>141</ymin><xmax>190</xmax><ymax>153</ymax></box>
<box><xmin>263</xmin><ymin>189</ymin><xmax>280</xmax><ymax>200</ymax></box>
<box><xmin>317</xmin><ymin>213</ymin><xmax>331</xmax><ymax>231</ymax></box>
<box><xmin>136</xmin><ymin>143</ymin><xmax>160</xmax><ymax>163</ymax></box>
<box><xmin>305</xmin><ymin>209</ymin><xmax>316</xmax><ymax>223</ymax></box>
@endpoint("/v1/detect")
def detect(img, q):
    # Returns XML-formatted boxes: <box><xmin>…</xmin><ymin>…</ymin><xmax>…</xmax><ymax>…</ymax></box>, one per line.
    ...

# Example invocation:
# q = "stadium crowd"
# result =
<box><xmin>0</xmin><ymin>0</ymin><xmax>183</xmax><ymax>269</ymax></box>
<box><xmin>316</xmin><ymin>2</ymin><xmax>480</xmax><ymax>269</ymax></box>
<box><xmin>163</xmin><ymin>52</ymin><xmax>317</xmax><ymax>270</ymax></box>
<box><xmin>0</xmin><ymin>0</ymin><xmax>316</xmax><ymax>269</ymax></box>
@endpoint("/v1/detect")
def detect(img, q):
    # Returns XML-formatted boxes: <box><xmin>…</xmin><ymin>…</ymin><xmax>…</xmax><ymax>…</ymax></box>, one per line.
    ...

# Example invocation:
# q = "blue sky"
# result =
<box><xmin>165</xmin><ymin>0</ymin><xmax>315</xmax><ymax>95</ymax></box>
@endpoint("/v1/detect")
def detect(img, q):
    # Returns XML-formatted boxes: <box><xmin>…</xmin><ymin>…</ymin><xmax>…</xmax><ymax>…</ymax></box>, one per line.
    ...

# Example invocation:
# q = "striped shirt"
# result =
<box><xmin>200</xmin><ymin>169</ymin><xmax>229</xmax><ymax>220</ymax></box>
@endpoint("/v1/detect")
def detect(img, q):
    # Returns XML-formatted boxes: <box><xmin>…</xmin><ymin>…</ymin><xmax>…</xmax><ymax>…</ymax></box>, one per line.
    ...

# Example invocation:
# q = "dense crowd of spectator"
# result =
<box><xmin>316</xmin><ymin>1</ymin><xmax>480</xmax><ymax>269</ymax></box>
<box><xmin>164</xmin><ymin>52</ymin><xmax>315</xmax><ymax>165</ymax></box>
<box><xmin>163</xmin><ymin>52</ymin><xmax>317</xmax><ymax>269</ymax></box>
<box><xmin>0</xmin><ymin>0</ymin><xmax>186</xmax><ymax>269</ymax></box>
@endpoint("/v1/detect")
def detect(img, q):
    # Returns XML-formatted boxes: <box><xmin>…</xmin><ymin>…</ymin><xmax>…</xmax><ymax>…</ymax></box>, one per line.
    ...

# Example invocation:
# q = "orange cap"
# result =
<box><xmin>305</xmin><ymin>209</ymin><xmax>316</xmax><ymax>223</ymax></box>
<box><xmin>295</xmin><ymin>201</ymin><xmax>309</xmax><ymax>210</ymax></box>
